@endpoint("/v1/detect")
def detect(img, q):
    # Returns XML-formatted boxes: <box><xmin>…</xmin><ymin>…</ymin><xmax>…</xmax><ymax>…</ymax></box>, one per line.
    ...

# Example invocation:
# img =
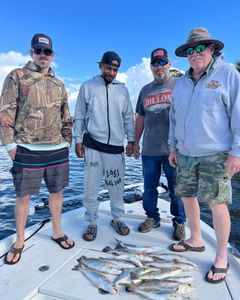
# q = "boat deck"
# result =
<box><xmin>0</xmin><ymin>196</ymin><xmax>239</xmax><ymax>300</ymax></box>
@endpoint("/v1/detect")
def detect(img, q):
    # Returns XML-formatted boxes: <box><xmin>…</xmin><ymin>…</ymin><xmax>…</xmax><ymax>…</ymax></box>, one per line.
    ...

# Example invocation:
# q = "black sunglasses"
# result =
<box><xmin>33</xmin><ymin>49</ymin><xmax>53</xmax><ymax>56</ymax></box>
<box><xmin>151</xmin><ymin>60</ymin><xmax>168</xmax><ymax>68</ymax></box>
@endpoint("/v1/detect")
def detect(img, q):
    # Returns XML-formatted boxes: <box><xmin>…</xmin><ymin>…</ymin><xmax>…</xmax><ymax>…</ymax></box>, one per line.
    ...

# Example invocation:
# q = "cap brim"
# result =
<box><xmin>151</xmin><ymin>56</ymin><xmax>169</xmax><ymax>63</ymax></box>
<box><xmin>97</xmin><ymin>61</ymin><xmax>120</xmax><ymax>67</ymax></box>
<box><xmin>175</xmin><ymin>39</ymin><xmax>224</xmax><ymax>57</ymax></box>
<box><xmin>32</xmin><ymin>44</ymin><xmax>52</xmax><ymax>50</ymax></box>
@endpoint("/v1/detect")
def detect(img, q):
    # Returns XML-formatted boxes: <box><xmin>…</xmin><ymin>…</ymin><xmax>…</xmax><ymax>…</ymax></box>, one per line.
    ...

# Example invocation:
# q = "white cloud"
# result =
<box><xmin>0</xmin><ymin>51</ymin><xmax>59</xmax><ymax>93</ymax></box>
<box><xmin>0</xmin><ymin>51</ymin><xmax>30</xmax><ymax>90</ymax></box>
<box><xmin>117</xmin><ymin>57</ymin><xmax>152</xmax><ymax>109</ymax></box>
<box><xmin>64</xmin><ymin>58</ymin><xmax>153</xmax><ymax>115</ymax></box>
<box><xmin>66</xmin><ymin>83</ymin><xmax>81</xmax><ymax>115</ymax></box>
<box><xmin>62</xmin><ymin>58</ymin><xmax>153</xmax><ymax>115</ymax></box>
<box><xmin>0</xmin><ymin>51</ymin><xmax>79</xmax><ymax>116</ymax></box>
<box><xmin>0</xmin><ymin>52</ymin><xmax>181</xmax><ymax>116</ymax></box>
<box><xmin>0</xmin><ymin>51</ymin><xmax>30</xmax><ymax>66</ymax></box>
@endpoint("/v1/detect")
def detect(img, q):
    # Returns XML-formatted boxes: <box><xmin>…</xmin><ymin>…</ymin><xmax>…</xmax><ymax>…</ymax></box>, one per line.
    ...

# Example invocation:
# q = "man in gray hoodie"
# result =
<box><xmin>74</xmin><ymin>51</ymin><xmax>134</xmax><ymax>241</ymax></box>
<box><xmin>168</xmin><ymin>28</ymin><xmax>240</xmax><ymax>284</ymax></box>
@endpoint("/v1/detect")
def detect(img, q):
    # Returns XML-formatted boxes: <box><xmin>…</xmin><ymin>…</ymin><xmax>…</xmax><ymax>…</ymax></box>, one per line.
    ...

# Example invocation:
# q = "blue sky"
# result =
<box><xmin>0</xmin><ymin>0</ymin><xmax>239</xmax><ymax>112</ymax></box>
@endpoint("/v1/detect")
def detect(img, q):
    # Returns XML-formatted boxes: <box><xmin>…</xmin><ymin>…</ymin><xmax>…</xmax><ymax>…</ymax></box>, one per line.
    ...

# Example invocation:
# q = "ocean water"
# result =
<box><xmin>0</xmin><ymin>146</ymin><xmax>239</xmax><ymax>251</ymax></box>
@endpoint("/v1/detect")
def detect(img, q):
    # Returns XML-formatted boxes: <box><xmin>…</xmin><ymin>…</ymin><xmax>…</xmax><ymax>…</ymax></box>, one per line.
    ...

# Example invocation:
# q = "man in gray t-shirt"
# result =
<box><xmin>134</xmin><ymin>48</ymin><xmax>186</xmax><ymax>240</ymax></box>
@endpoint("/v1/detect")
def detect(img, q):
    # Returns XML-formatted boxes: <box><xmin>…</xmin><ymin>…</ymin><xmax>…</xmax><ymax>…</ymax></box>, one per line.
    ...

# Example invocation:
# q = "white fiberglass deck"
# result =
<box><xmin>0</xmin><ymin>196</ymin><xmax>239</xmax><ymax>300</ymax></box>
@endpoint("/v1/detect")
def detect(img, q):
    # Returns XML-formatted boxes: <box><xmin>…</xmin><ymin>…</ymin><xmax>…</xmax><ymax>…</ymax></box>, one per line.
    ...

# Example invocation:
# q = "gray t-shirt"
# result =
<box><xmin>136</xmin><ymin>77</ymin><xmax>177</xmax><ymax>156</ymax></box>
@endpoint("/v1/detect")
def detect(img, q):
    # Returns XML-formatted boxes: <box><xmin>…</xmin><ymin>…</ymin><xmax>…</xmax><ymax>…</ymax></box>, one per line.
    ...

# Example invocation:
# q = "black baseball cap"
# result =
<box><xmin>151</xmin><ymin>48</ymin><xmax>169</xmax><ymax>63</ymax></box>
<box><xmin>98</xmin><ymin>51</ymin><xmax>121</xmax><ymax>67</ymax></box>
<box><xmin>31</xmin><ymin>33</ymin><xmax>53</xmax><ymax>50</ymax></box>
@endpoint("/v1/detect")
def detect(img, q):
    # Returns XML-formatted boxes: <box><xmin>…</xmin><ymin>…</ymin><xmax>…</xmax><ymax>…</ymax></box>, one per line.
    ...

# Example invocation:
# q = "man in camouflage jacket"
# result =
<box><xmin>0</xmin><ymin>63</ymin><xmax>72</xmax><ymax>146</ymax></box>
<box><xmin>0</xmin><ymin>33</ymin><xmax>75</xmax><ymax>265</ymax></box>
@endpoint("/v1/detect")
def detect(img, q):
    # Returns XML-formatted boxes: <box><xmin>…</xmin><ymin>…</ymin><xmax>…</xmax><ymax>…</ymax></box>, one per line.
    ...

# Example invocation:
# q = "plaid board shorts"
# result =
<box><xmin>176</xmin><ymin>152</ymin><xmax>232</xmax><ymax>205</ymax></box>
<box><xmin>11</xmin><ymin>145</ymin><xmax>69</xmax><ymax>197</ymax></box>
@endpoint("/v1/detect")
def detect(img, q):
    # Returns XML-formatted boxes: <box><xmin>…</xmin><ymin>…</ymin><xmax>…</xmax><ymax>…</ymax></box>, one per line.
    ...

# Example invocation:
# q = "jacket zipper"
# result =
<box><xmin>183</xmin><ymin>81</ymin><xmax>195</xmax><ymax>155</ymax></box>
<box><xmin>106</xmin><ymin>84</ymin><xmax>110</xmax><ymax>144</ymax></box>
<box><xmin>183</xmin><ymin>75</ymin><xmax>206</xmax><ymax>155</ymax></box>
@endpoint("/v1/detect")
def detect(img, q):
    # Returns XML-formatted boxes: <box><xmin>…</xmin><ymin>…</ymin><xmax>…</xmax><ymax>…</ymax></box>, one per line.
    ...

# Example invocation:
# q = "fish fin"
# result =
<box><xmin>115</xmin><ymin>238</ymin><xmax>137</xmax><ymax>248</ymax></box>
<box><xmin>115</xmin><ymin>242</ymin><xmax>127</xmax><ymax>250</ymax></box>
<box><xmin>130</xmin><ymin>272</ymin><xmax>139</xmax><ymax>280</ymax></box>
<box><xmin>98</xmin><ymin>288</ymin><xmax>110</xmax><ymax>294</ymax></box>
<box><xmin>102</xmin><ymin>246</ymin><xmax>113</xmax><ymax>252</ymax></box>
<box><xmin>76</xmin><ymin>255</ymin><xmax>87</xmax><ymax>263</ymax></box>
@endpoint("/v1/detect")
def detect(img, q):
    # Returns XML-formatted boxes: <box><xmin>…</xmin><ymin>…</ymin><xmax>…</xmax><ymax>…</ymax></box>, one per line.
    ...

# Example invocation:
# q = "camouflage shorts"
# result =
<box><xmin>176</xmin><ymin>152</ymin><xmax>232</xmax><ymax>205</ymax></box>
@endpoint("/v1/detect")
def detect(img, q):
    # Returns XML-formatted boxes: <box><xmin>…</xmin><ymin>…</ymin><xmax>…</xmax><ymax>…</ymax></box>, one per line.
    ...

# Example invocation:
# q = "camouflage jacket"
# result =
<box><xmin>0</xmin><ymin>61</ymin><xmax>72</xmax><ymax>146</ymax></box>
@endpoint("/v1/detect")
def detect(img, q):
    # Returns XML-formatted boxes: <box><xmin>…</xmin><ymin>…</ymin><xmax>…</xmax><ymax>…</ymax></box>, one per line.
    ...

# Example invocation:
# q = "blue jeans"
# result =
<box><xmin>142</xmin><ymin>155</ymin><xmax>186</xmax><ymax>224</ymax></box>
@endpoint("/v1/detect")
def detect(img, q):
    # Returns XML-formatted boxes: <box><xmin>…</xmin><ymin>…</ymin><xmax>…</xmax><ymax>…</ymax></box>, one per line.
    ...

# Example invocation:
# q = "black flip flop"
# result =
<box><xmin>51</xmin><ymin>234</ymin><xmax>75</xmax><ymax>249</ymax></box>
<box><xmin>169</xmin><ymin>241</ymin><xmax>205</xmax><ymax>252</ymax></box>
<box><xmin>4</xmin><ymin>244</ymin><xmax>24</xmax><ymax>265</ymax></box>
<box><xmin>205</xmin><ymin>263</ymin><xmax>230</xmax><ymax>284</ymax></box>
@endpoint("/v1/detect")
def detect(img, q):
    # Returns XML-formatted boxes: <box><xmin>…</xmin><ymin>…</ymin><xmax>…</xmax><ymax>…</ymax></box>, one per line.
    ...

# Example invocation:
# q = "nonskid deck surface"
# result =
<box><xmin>0</xmin><ymin>198</ymin><xmax>239</xmax><ymax>300</ymax></box>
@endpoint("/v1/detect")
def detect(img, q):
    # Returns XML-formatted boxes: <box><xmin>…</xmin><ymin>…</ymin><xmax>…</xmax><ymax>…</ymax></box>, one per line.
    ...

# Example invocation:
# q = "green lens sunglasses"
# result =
<box><xmin>186</xmin><ymin>44</ymin><xmax>208</xmax><ymax>56</ymax></box>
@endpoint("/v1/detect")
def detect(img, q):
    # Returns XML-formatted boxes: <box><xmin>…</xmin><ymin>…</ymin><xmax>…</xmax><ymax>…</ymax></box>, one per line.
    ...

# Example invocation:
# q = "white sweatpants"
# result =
<box><xmin>83</xmin><ymin>147</ymin><xmax>125</xmax><ymax>223</ymax></box>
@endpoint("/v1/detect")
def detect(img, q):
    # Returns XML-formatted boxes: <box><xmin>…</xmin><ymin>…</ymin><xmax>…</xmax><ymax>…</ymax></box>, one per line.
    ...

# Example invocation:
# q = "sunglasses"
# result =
<box><xmin>102</xmin><ymin>64</ymin><xmax>119</xmax><ymax>72</ymax></box>
<box><xmin>151</xmin><ymin>60</ymin><xmax>168</xmax><ymax>68</ymax></box>
<box><xmin>33</xmin><ymin>49</ymin><xmax>53</xmax><ymax>56</ymax></box>
<box><xmin>185</xmin><ymin>44</ymin><xmax>208</xmax><ymax>56</ymax></box>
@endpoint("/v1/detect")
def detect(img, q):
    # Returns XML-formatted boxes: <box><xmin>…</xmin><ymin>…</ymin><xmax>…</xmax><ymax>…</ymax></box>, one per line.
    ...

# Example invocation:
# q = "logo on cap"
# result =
<box><xmin>39</xmin><ymin>37</ymin><xmax>50</xmax><ymax>45</ymax></box>
<box><xmin>153</xmin><ymin>49</ymin><xmax>165</xmax><ymax>57</ymax></box>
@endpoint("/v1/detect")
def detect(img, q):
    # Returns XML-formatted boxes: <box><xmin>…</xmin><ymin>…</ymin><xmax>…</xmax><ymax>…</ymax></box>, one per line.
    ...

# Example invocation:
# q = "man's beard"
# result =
<box><xmin>103</xmin><ymin>75</ymin><xmax>114</xmax><ymax>83</ymax></box>
<box><xmin>153</xmin><ymin>72</ymin><xmax>169</xmax><ymax>82</ymax></box>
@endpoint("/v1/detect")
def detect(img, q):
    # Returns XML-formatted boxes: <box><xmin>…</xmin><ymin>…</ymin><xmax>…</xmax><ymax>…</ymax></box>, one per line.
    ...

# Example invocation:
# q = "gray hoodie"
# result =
<box><xmin>169</xmin><ymin>56</ymin><xmax>240</xmax><ymax>157</ymax></box>
<box><xmin>74</xmin><ymin>75</ymin><xmax>134</xmax><ymax>146</ymax></box>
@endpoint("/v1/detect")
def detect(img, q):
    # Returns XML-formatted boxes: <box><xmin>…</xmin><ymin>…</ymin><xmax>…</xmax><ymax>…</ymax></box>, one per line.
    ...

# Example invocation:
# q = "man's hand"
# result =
<box><xmin>125</xmin><ymin>143</ymin><xmax>133</xmax><ymax>157</ymax></box>
<box><xmin>169</xmin><ymin>151</ymin><xmax>177</xmax><ymax>168</ymax></box>
<box><xmin>133</xmin><ymin>143</ymin><xmax>140</xmax><ymax>159</ymax></box>
<box><xmin>226</xmin><ymin>155</ymin><xmax>240</xmax><ymax>176</ymax></box>
<box><xmin>8</xmin><ymin>147</ymin><xmax>17</xmax><ymax>160</ymax></box>
<box><xmin>75</xmin><ymin>143</ymin><xmax>85</xmax><ymax>158</ymax></box>
<box><xmin>0</xmin><ymin>115</ymin><xmax>14</xmax><ymax>128</ymax></box>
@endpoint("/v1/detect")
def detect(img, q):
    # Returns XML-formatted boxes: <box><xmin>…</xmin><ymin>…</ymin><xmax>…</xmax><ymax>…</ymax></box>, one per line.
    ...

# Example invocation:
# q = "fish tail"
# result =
<box><xmin>126</xmin><ymin>282</ymin><xmax>137</xmax><ymax>292</ymax></box>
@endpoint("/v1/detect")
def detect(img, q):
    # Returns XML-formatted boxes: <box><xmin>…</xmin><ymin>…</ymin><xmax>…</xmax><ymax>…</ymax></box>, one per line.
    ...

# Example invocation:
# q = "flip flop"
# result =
<box><xmin>51</xmin><ymin>234</ymin><xmax>75</xmax><ymax>249</ymax></box>
<box><xmin>4</xmin><ymin>244</ymin><xmax>24</xmax><ymax>265</ymax></box>
<box><xmin>110</xmin><ymin>220</ymin><xmax>130</xmax><ymax>236</ymax></box>
<box><xmin>205</xmin><ymin>263</ymin><xmax>230</xmax><ymax>284</ymax></box>
<box><xmin>82</xmin><ymin>224</ymin><xmax>98</xmax><ymax>241</ymax></box>
<box><xmin>169</xmin><ymin>241</ymin><xmax>205</xmax><ymax>252</ymax></box>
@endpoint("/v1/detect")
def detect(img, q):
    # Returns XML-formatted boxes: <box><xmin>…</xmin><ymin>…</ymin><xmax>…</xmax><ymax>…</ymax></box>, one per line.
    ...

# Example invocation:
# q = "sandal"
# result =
<box><xmin>110</xmin><ymin>220</ymin><xmax>130</xmax><ymax>236</ymax></box>
<box><xmin>82</xmin><ymin>224</ymin><xmax>98</xmax><ymax>241</ymax></box>
<box><xmin>51</xmin><ymin>234</ymin><xmax>75</xmax><ymax>250</ymax></box>
<box><xmin>169</xmin><ymin>241</ymin><xmax>205</xmax><ymax>252</ymax></box>
<box><xmin>205</xmin><ymin>263</ymin><xmax>230</xmax><ymax>284</ymax></box>
<box><xmin>4</xmin><ymin>244</ymin><xmax>24</xmax><ymax>265</ymax></box>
